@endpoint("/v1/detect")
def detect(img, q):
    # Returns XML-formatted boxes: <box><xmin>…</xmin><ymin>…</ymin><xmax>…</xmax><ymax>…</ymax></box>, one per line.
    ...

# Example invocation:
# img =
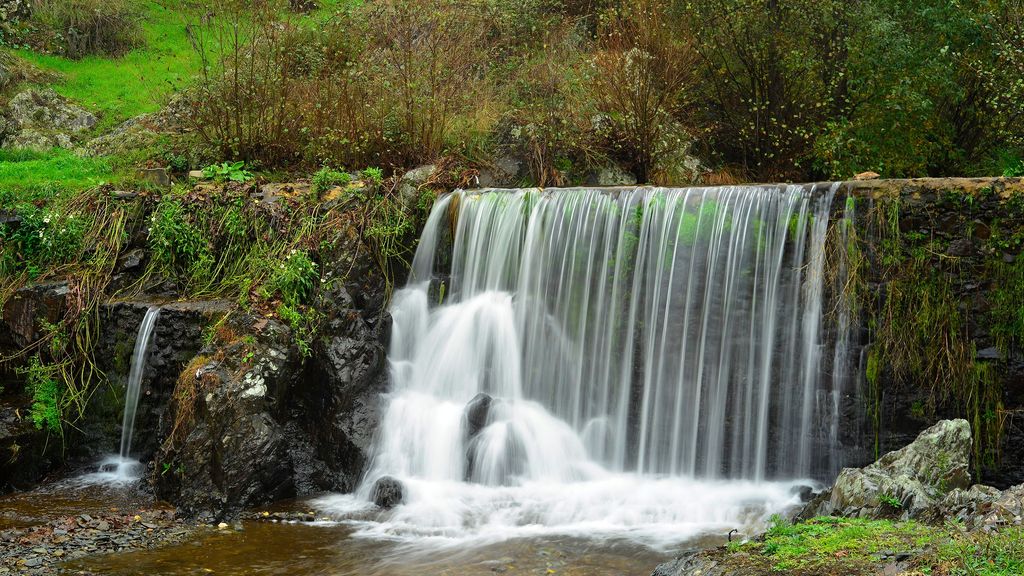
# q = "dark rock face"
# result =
<box><xmin>0</xmin><ymin>291</ymin><xmax>221</xmax><ymax>491</ymax></box>
<box><xmin>372</xmin><ymin>476</ymin><xmax>404</xmax><ymax>509</ymax></box>
<box><xmin>154</xmin><ymin>231</ymin><xmax>396</xmax><ymax>518</ymax></box>
<box><xmin>0</xmin><ymin>281</ymin><xmax>70</xmax><ymax>350</ymax></box>
<box><xmin>154</xmin><ymin>321</ymin><xmax>301</xmax><ymax>518</ymax></box>
<box><xmin>464</xmin><ymin>392</ymin><xmax>493</xmax><ymax>441</ymax></box>
<box><xmin>90</xmin><ymin>301</ymin><xmax>227</xmax><ymax>463</ymax></box>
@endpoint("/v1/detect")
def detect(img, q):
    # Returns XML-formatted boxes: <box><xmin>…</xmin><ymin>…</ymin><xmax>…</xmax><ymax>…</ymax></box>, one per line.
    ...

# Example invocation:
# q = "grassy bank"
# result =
<box><xmin>716</xmin><ymin>516</ymin><xmax>1024</xmax><ymax>575</ymax></box>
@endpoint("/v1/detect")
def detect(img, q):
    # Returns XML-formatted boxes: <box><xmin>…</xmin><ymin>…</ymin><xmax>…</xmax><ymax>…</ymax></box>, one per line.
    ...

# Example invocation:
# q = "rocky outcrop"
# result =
<box><xmin>652</xmin><ymin>553</ymin><xmax>729</xmax><ymax>576</ymax></box>
<box><xmin>1</xmin><ymin>88</ymin><xmax>97</xmax><ymax>150</ymax></box>
<box><xmin>0</xmin><ymin>281</ymin><xmax>71</xmax><ymax>350</ymax></box>
<box><xmin>85</xmin><ymin>95</ymin><xmax>191</xmax><ymax>159</ymax></box>
<box><xmin>803</xmin><ymin>419</ymin><xmax>972</xmax><ymax>520</ymax></box>
<box><xmin>153</xmin><ymin>318</ymin><xmax>300</xmax><ymax>518</ymax></box>
<box><xmin>154</xmin><ymin>226</ymin><xmax>396</xmax><ymax>518</ymax></box>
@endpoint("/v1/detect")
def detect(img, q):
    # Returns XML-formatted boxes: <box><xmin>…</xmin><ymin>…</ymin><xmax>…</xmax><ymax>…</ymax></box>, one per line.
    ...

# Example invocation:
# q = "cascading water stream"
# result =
<box><xmin>94</xmin><ymin>306</ymin><xmax>160</xmax><ymax>483</ymax></box>
<box><xmin>120</xmin><ymin>306</ymin><xmax>161</xmax><ymax>461</ymax></box>
<box><xmin>318</xmin><ymin>186</ymin><xmax>853</xmax><ymax>549</ymax></box>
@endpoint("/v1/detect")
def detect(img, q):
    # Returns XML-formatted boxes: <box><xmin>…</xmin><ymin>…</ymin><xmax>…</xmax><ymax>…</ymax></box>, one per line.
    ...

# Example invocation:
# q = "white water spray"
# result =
<box><xmin>319</xmin><ymin>186</ymin><xmax>850</xmax><ymax>548</ymax></box>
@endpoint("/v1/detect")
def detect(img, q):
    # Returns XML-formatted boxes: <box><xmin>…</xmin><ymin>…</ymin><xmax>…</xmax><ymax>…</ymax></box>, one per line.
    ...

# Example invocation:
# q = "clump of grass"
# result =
<box><xmin>752</xmin><ymin>516</ymin><xmax>940</xmax><ymax>572</ymax></box>
<box><xmin>310</xmin><ymin>166</ymin><xmax>351</xmax><ymax>199</ymax></box>
<box><xmin>733</xmin><ymin>517</ymin><xmax>1024</xmax><ymax>575</ymax></box>
<box><xmin>33</xmin><ymin>0</ymin><xmax>142</xmax><ymax>59</ymax></box>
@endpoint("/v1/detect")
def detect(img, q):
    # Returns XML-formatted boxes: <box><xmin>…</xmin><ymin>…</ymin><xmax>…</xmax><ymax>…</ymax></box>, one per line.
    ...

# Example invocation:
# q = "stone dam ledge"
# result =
<box><xmin>466</xmin><ymin>176</ymin><xmax>1024</xmax><ymax>197</ymax></box>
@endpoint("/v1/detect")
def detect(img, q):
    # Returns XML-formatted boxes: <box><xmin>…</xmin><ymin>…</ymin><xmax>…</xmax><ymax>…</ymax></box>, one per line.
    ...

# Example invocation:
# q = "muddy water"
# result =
<box><xmin>69</xmin><ymin>519</ymin><xmax>677</xmax><ymax>576</ymax></box>
<box><xmin>0</xmin><ymin>479</ymin><xmax>166</xmax><ymax>531</ymax></box>
<box><xmin>2</xmin><ymin>478</ymin><xmax>693</xmax><ymax>575</ymax></box>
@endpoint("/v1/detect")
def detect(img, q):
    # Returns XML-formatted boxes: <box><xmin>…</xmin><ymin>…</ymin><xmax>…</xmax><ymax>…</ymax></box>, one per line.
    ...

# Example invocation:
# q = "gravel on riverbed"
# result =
<box><xmin>0</xmin><ymin>508</ymin><xmax>201</xmax><ymax>575</ymax></box>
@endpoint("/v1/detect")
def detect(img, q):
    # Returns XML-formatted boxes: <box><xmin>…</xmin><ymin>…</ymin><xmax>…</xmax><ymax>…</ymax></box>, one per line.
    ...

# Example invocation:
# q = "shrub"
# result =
<box><xmin>33</xmin><ymin>0</ymin><xmax>142</xmax><ymax>58</ymax></box>
<box><xmin>368</xmin><ymin>0</ymin><xmax>488</xmax><ymax>165</ymax></box>
<box><xmin>592</xmin><ymin>0</ymin><xmax>698</xmax><ymax>183</ymax></box>
<box><xmin>682</xmin><ymin>0</ymin><xmax>846</xmax><ymax>180</ymax></box>
<box><xmin>187</xmin><ymin>1</ymin><xmax>305</xmax><ymax>167</ymax></box>
<box><xmin>499</xmin><ymin>22</ymin><xmax>602</xmax><ymax>186</ymax></box>
<box><xmin>0</xmin><ymin>203</ymin><xmax>86</xmax><ymax>277</ymax></box>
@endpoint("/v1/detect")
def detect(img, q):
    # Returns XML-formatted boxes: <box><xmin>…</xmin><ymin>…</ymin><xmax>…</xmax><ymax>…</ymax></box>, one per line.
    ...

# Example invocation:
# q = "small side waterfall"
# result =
<box><xmin>120</xmin><ymin>306</ymin><xmax>161</xmax><ymax>461</ymax></box>
<box><xmin>319</xmin><ymin>186</ymin><xmax>855</xmax><ymax>548</ymax></box>
<box><xmin>94</xmin><ymin>306</ymin><xmax>160</xmax><ymax>483</ymax></box>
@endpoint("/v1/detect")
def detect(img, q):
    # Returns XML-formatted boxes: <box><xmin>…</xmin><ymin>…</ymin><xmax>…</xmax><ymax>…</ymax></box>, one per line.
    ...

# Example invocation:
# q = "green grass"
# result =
<box><xmin>12</xmin><ymin>1</ymin><xmax>200</xmax><ymax>133</ymax></box>
<box><xmin>0</xmin><ymin>149</ymin><xmax>113</xmax><ymax>203</ymax></box>
<box><xmin>724</xmin><ymin>516</ymin><xmax>1024</xmax><ymax>575</ymax></box>
<box><xmin>750</xmin><ymin>516</ymin><xmax>940</xmax><ymax>572</ymax></box>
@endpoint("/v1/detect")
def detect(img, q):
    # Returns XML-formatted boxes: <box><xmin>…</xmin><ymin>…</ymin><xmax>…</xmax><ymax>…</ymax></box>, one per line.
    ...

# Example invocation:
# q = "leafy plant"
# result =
<box><xmin>201</xmin><ymin>161</ymin><xmax>254</xmax><ymax>183</ymax></box>
<box><xmin>879</xmin><ymin>493</ymin><xmax>903</xmax><ymax>510</ymax></box>
<box><xmin>147</xmin><ymin>197</ymin><xmax>212</xmax><ymax>280</ymax></box>
<box><xmin>361</xmin><ymin>167</ymin><xmax>384</xmax><ymax>186</ymax></box>
<box><xmin>310</xmin><ymin>166</ymin><xmax>351</xmax><ymax>198</ymax></box>
<box><xmin>277</xmin><ymin>303</ymin><xmax>315</xmax><ymax>358</ymax></box>
<box><xmin>270</xmin><ymin>249</ymin><xmax>318</xmax><ymax>306</ymax></box>
<box><xmin>18</xmin><ymin>357</ymin><xmax>62</xmax><ymax>434</ymax></box>
<box><xmin>1004</xmin><ymin>159</ymin><xmax>1024</xmax><ymax>178</ymax></box>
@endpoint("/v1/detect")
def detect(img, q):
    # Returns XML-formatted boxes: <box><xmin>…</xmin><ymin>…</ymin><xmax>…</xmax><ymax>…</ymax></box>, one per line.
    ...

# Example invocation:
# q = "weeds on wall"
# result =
<box><xmin>857</xmin><ymin>192</ymin><xmax>1012</xmax><ymax>472</ymax></box>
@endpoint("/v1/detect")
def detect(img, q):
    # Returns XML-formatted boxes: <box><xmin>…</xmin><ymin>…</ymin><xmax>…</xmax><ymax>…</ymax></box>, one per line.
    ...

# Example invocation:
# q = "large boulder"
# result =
<box><xmin>154</xmin><ymin>227</ymin><xmax>395</xmax><ymax>519</ymax></box>
<box><xmin>463</xmin><ymin>392</ymin><xmax>492</xmax><ymax>441</ymax></box>
<box><xmin>1</xmin><ymin>88</ymin><xmax>97</xmax><ymax>150</ymax></box>
<box><xmin>153</xmin><ymin>320</ymin><xmax>300</xmax><ymax>519</ymax></box>
<box><xmin>805</xmin><ymin>419</ymin><xmax>972</xmax><ymax>520</ymax></box>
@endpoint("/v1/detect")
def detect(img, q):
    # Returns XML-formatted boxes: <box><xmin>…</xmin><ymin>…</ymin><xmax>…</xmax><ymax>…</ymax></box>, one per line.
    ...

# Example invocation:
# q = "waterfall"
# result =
<box><xmin>91</xmin><ymin>306</ymin><xmax>160</xmax><ymax>483</ymax></box>
<box><xmin>319</xmin><ymin>185</ymin><xmax>853</xmax><ymax>548</ymax></box>
<box><xmin>120</xmin><ymin>306</ymin><xmax>161</xmax><ymax>461</ymax></box>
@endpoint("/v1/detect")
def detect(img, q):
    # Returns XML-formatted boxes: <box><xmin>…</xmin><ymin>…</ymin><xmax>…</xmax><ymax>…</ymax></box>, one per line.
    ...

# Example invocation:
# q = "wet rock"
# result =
<box><xmin>0</xmin><ymin>281</ymin><xmax>70</xmax><ymax>349</ymax></box>
<box><xmin>464</xmin><ymin>393</ymin><xmax>493</xmax><ymax>440</ymax></box>
<box><xmin>477</xmin><ymin>157</ymin><xmax>522</xmax><ymax>188</ymax></box>
<box><xmin>117</xmin><ymin>248</ymin><xmax>146</xmax><ymax>272</ymax></box>
<box><xmin>805</xmin><ymin>419</ymin><xmax>972</xmax><ymax>520</ymax></box>
<box><xmin>946</xmin><ymin>237</ymin><xmax>975</xmax><ymax>257</ymax></box>
<box><xmin>372</xmin><ymin>476</ymin><xmax>404</xmax><ymax>509</ymax></box>
<box><xmin>651</xmin><ymin>552</ymin><xmax>725</xmax><ymax>576</ymax></box>
<box><xmin>398</xmin><ymin>165</ymin><xmax>436</xmax><ymax>207</ymax></box>
<box><xmin>790</xmin><ymin>484</ymin><xmax>815</xmax><ymax>503</ymax></box>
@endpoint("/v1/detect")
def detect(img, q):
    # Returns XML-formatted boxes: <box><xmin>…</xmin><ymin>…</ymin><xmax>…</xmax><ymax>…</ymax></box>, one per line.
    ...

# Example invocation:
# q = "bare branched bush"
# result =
<box><xmin>367</xmin><ymin>0</ymin><xmax>487</xmax><ymax>165</ymax></box>
<box><xmin>34</xmin><ymin>0</ymin><xmax>141</xmax><ymax>58</ymax></box>
<box><xmin>593</xmin><ymin>0</ymin><xmax>698</xmax><ymax>183</ymax></box>
<box><xmin>187</xmin><ymin>1</ymin><xmax>304</xmax><ymax>167</ymax></box>
<box><xmin>501</xmin><ymin>22</ymin><xmax>602</xmax><ymax>186</ymax></box>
